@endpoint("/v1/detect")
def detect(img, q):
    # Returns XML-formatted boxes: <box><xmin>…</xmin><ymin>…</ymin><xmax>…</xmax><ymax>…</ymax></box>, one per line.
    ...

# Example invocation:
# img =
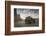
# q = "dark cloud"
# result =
<box><xmin>15</xmin><ymin>8</ymin><xmax>39</xmax><ymax>14</ymax></box>
<box><xmin>14</xmin><ymin>8</ymin><xmax>39</xmax><ymax>18</ymax></box>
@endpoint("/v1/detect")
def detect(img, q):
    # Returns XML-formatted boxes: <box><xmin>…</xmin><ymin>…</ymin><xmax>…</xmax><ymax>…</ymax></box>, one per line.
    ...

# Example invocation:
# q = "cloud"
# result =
<box><xmin>14</xmin><ymin>8</ymin><xmax>39</xmax><ymax>19</ymax></box>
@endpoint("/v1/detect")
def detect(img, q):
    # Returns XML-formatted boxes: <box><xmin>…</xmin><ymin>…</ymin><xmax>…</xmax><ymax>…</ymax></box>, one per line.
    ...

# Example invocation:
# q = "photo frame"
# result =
<box><xmin>5</xmin><ymin>1</ymin><xmax>45</xmax><ymax>35</ymax></box>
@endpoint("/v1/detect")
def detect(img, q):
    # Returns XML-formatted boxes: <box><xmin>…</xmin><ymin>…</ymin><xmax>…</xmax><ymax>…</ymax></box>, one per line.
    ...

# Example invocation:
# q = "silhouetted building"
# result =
<box><xmin>25</xmin><ymin>16</ymin><xmax>35</xmax><ymax>24</ymax></box>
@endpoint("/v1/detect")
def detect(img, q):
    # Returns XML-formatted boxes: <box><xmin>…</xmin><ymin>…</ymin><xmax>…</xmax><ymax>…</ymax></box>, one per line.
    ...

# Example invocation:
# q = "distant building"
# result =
<box><xmin>14</xmin><ymin>8</ymin><xmax>22</xmax><ymax>23</ymax></box>
<box><xmin>14</xmin><ymin>10</ymin><xmax>22</xmax><ymax>24</ymax></box>
<box><xmin>25</xmin><ymin>16</ymin><xmax>35</xmax><ymax>24</ymax></box>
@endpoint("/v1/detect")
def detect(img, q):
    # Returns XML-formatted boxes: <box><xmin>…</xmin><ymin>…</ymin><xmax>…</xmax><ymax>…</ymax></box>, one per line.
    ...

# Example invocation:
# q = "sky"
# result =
<box><xmin>14</xmin><ymin>8</ymin><xmax>39</xmax><ymax>19</ymax></box>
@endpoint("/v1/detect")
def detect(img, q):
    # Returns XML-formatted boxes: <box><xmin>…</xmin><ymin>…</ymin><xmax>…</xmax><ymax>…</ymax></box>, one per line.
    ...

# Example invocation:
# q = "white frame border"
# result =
<box><xmin>11</xmin><ymin>5</ymin><xmax>42</xmax><ymax>32</ymax></box>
